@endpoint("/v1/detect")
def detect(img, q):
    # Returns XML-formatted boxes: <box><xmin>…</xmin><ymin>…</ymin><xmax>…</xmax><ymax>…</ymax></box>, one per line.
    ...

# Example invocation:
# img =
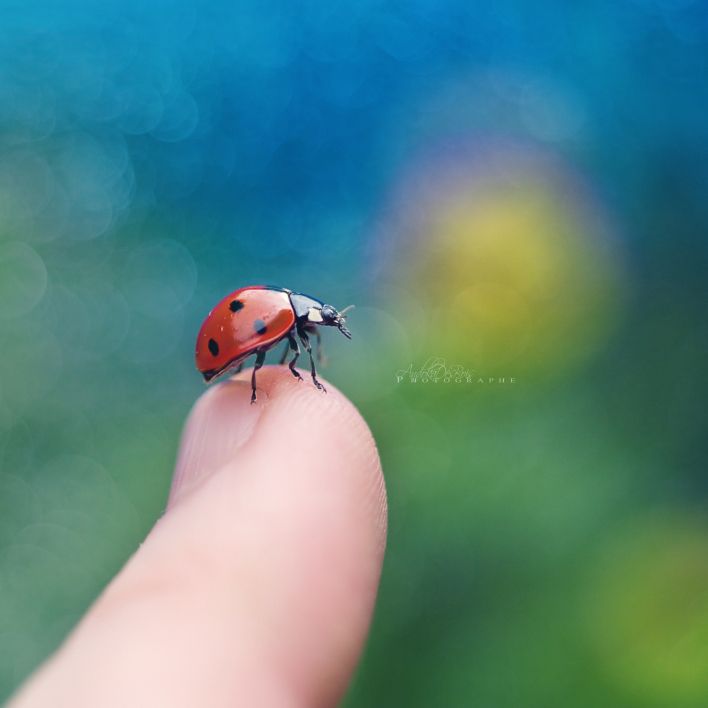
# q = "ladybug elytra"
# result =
<box><xmin>195</xmin><ymin>285</ymin><xmax>352</xmax><ymax>402</ymax></box>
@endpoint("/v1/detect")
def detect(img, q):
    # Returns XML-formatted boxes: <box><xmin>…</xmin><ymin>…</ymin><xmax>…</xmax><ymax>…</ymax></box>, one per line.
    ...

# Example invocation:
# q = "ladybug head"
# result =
<box><xmin>320</xmin><ymin>304</ymin><xmax>353</xmax><ymax>339</ymax></box>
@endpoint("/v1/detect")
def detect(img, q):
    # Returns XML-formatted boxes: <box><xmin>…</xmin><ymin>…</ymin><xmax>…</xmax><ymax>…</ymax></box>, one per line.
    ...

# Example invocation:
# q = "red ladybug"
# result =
<box><xmin>195</xmin><ymin>285</ymin><xmax>352</xmax><ymax>402</ymax></box>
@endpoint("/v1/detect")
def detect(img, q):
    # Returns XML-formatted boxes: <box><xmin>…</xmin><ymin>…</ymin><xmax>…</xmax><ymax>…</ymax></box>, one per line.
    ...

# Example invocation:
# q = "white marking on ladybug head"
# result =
<box><xmin>308</xmin><ymin>307</ymin><xmax>324</xmax><ymax>322</ymax></box>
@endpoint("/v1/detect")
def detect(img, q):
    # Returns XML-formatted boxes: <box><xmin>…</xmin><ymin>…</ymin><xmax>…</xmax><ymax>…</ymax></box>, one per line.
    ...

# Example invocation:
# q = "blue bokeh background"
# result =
<box><xmin>1</xmin><ymin>1</ymin><xmax>708</xmax><ymax>705</ymax></box>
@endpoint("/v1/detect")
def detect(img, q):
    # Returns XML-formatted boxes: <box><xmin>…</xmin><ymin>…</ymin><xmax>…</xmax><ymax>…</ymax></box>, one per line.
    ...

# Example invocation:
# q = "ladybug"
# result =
<box><xmin>195</xmin><ymin>285</ymin><xmax>352</xmax><ymax>402</ymax></box>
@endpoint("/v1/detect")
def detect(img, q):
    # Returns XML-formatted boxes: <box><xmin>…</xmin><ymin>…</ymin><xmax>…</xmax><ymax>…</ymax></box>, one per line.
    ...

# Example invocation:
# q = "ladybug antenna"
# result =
<box><xmin>337</xmin><ymin>304</ymin><xmax>353</xmax><ymax>338</ymax></box>
<box><xmin>337</xmin><ymin>320</ymin><xmax>352</xmax><ymax>339</ymax></box>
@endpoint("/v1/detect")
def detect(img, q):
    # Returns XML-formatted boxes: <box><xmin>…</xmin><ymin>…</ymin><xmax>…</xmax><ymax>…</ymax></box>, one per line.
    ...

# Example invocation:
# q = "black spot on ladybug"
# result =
<box><xmin>229</xmin><ymin>300</ymin><xmax>244</xmax><ymax>312</ymax></box>
<box><xmin>253</xmin><ymin>319</ymin><xmax>267</xmax><ymax>335</ymax></box>
<box><xmin>208</xmin><ymin>338</ymin><xmax>219</xmax><ymax>356</ymax></box>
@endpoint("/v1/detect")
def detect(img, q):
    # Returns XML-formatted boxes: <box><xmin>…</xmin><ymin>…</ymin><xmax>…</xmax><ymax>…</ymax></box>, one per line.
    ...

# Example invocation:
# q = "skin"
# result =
<box><xmin>9</xmin><ymin>367</ymin><xmax>388</xmax><ymax>707</ymax></box>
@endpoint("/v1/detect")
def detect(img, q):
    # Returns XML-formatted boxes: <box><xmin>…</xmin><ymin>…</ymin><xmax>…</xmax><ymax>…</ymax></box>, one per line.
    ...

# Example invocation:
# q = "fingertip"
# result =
<box><xmin>165</xmin><ymin>364</ymin><xmax>388</xmax><ymax>702</ymax></box>
<box><xmin>10</xmin><ymin>365</ymin><xmax>387</xmax><ymax>708</ymax></box>
<box><xmin>172</xmin><ymin>365</ymin><xmax>387</xmax><ymax>545</ymax></box>
<box><xmin>168</xmin><ymin>375</ymin><xmax>266</xmax><ymax>506</ymax></box>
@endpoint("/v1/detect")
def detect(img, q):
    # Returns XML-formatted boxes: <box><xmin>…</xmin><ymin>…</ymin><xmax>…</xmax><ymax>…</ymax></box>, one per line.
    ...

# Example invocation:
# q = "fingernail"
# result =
<box><xmin>168</xmin><ymin>378</ymin><xmax>266</xmax><ymax>507</ymax></box>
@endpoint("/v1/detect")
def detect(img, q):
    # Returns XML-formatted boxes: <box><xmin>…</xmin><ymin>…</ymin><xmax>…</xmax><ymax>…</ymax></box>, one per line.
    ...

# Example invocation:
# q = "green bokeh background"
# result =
<box><xmin>1</xmin><ymin>2</ymin><xmax>707</xmax><ymax>705</ymax></box>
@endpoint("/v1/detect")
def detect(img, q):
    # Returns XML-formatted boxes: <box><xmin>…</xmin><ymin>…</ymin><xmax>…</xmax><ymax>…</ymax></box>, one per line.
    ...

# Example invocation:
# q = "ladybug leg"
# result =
<box><xmin>278</xmin><ymin>340</ymin><xmax>290</xmax><ymax>365</ymax></box>
<box><xmin>304</xmin><ymin>323</ymin><xmax>326</xmax><ymax>365</ymax></box>
<box><xmin>314</xmin><ymin>328</ymin><xmax>327</xmax><ymax>365</ymax></box>
<box><xmin>297</xmin><ymin>326</ymin><xmax>326</xmax><ymax>393</ymax></box>
<box><xmin>250</xmin><ymin>349</ymin><xmax>266</xmax><ymax>404</ymax></box>
<box><xmin>286</xmin><ymin>332</ymin><xmax>303</xmax><ymax>381</ymax></box>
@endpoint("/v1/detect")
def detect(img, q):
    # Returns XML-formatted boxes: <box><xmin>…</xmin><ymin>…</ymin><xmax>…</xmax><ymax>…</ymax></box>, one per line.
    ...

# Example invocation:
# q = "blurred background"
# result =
<box><xmin>1</xmin><ymin>1</ymin><xmax>707</xmax><ymax>705</ymax></box>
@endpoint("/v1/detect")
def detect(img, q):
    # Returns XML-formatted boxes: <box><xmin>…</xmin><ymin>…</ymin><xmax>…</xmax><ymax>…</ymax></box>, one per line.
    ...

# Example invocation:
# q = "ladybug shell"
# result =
<box><xmin>196</xmin><ymin>286</ymin><xmax>296</xmax><ymax>381</ymax></box>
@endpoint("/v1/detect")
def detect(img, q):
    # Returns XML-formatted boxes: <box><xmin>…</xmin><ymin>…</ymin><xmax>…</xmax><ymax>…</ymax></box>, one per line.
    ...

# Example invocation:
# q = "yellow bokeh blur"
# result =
<box><xmin>396</xmin><ymin>158</ymin><xmax>626</xmax><ymax>378</ymax></box>
<box><xmin>586</xmin><ymin>515</ymin><xmax>708</xmax><ymax>706</ymax></box>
